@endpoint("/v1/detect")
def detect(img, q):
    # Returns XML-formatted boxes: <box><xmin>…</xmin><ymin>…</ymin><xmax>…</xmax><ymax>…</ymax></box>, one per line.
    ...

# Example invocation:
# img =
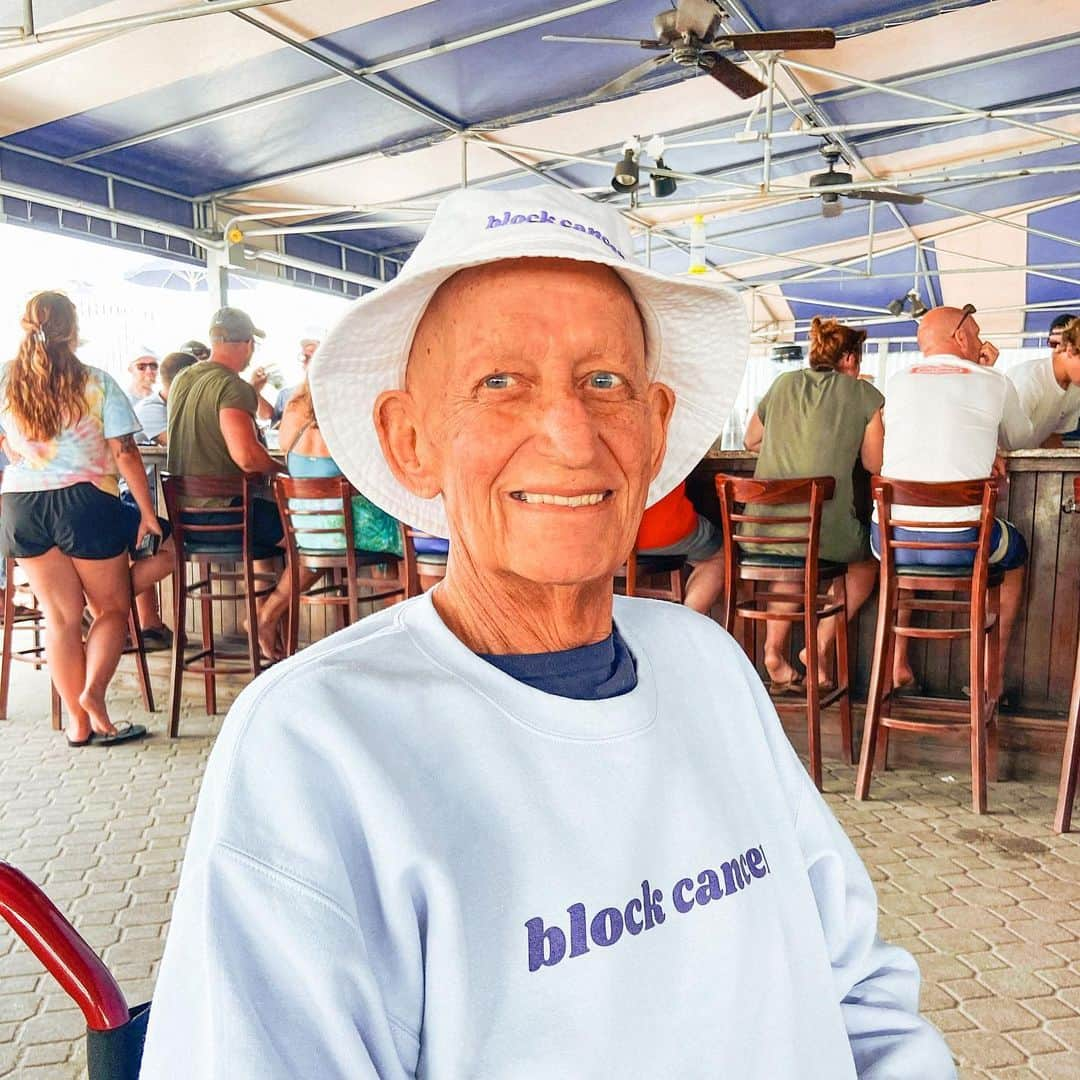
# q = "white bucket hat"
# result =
<box><xmin>310</xmin><ymin>186</ymin><xmax>748</xmax><ymax>537</ymax></box>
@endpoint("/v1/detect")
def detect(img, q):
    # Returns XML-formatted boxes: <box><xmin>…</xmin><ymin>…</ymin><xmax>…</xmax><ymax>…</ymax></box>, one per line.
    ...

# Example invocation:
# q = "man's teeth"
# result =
<box><xmin>514</xmin><ymin>492</ymin><xmax>607</xmax><ymax>506</ymax></box>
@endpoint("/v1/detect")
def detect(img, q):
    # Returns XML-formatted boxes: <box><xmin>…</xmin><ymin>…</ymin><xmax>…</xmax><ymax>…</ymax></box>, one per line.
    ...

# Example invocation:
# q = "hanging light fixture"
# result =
<box><xmin>650</xmin><ymin>157</ymin><xmax>677</xmax><ymax>198</ymax></box>
<box><xmin>821</xmin><ymin>192</ymin><xmax>843</xmax><ymax>219</ymax></box>
<box><xmin>888</xmin><ymin>290</ymin><xmax>929</xmax><ymax>319</ymax></box>
<box><xmin>612</xmin><ymin>144</ymin><xmax>639</xmax><ymax>193</ymax></box>
<box><xmin>645</xmin><ymin>136</ymin><xmax>676</xmax><ymax>198</ymax></box>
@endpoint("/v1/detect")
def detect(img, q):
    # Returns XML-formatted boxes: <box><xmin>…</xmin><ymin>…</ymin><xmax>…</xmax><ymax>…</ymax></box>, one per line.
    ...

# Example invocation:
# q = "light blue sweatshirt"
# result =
<box><xmin>141</xmin><ymin>594</ymin><xmax>956</xmax><ymax>1079</ymax></box>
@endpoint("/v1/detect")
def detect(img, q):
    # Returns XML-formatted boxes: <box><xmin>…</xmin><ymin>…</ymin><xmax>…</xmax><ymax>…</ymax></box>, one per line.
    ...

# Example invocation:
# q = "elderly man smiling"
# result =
<box><xmin>141</xmin><ymin>189</ymin><xmax>954</xmax><ymax>1079</ymax></box>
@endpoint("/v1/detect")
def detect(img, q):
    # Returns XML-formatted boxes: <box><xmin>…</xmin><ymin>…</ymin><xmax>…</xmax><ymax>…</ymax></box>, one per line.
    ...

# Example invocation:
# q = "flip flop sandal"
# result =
<box><xmin>894</xmin><ymin>680</ymin><xmax>924</xmax><ymax>697</ymax></box>
<box><xmin>768</xmin><ymin>674</ymin><xmax>805</xmax><ymax>698</ymax></box>
<box><xmin>66</xmin><ymin>733</ymin><xmax>93</xmax><ymax>748</ymax></box>
<box><xmin>91</xmin><ymin>722</ymin><xmax>148</xmax><ymax>747</ymax></box>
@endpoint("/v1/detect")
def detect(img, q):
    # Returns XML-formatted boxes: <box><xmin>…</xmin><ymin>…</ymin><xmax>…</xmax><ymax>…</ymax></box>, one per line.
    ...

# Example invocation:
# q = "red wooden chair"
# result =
<box><xmin>273</xmin><ymin>474</ymin><xmax>412</xmax><ymax>656</ymax></box>
<box><xmin>856</xmin><ymin>477</ymin><xmax>1002</xmax><ymax>814</ymax></box>
<box><xmin>1055</xmin><ymin>475</ymin><xmax>1080</xmax><ymax>832</ymax></box>
<box><xmin>617</xmin><ymin>551</ymin><xmax>688</xmax><ymax>602</ymax></box>
<box><xmin>404</xmin><ymin>528</ymin><xmax>448</xmax><ymax>593</ymax></box>
<box><xmin>714</xmin><ymin>474</ymin><xmax>853</xmax><ymax>790</ymax></box>
<box><xmin>161</xmin><ymin>474</ymin><xmax>281</xmax><ymax>737</ymax></box>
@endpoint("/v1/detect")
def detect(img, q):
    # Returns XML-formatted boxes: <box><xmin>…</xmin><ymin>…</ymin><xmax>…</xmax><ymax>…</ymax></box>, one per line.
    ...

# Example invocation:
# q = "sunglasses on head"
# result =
<box><xmin>952</xmin><ymin>303</ymin><xmax>976</xmax><ymax>337</ymax></box>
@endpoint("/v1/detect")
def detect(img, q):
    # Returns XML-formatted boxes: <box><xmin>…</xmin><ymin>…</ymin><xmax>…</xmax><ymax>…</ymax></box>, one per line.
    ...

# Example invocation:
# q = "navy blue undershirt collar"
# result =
<box><xmin>478</xmin><ymin>625</ymin><xmax>638</xmax><ymax>701</ymax></box>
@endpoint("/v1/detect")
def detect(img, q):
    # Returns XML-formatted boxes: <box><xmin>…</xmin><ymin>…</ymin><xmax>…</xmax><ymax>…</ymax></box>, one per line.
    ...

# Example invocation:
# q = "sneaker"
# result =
<box><xmin>140</xmin><ymin>626</ymin><xmax>174</xmax><ymax>652</ymax></box>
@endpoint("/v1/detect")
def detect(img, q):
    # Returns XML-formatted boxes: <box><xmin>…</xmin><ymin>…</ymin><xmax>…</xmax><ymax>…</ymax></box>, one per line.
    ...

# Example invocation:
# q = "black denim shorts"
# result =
<box><xmin>0</xmin><ymin>482</ymin><xmax>169</xmax><ymax>560</ymax></box>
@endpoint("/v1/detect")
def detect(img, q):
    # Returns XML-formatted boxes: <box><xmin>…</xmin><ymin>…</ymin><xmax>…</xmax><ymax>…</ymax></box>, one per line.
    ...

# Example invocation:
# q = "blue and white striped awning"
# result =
<box><xmin>0</xmin><ymin>0</ymin><xmax>1077</xmax><ymax>342</ymax></box>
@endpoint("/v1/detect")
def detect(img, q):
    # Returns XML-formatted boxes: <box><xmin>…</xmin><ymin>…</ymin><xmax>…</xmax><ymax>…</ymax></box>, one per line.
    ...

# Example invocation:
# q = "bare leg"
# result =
<box><xmin>683</xmin><ymin>550</ymin><xmax>726</xmax><ymax>615</ymax></box>
<box><xmin>257</xmin><ymin>564</ymin><xmax>322</xmax><ymax>656</ymax></box>
<box><xmin>17</xmin><ymin>550</ymin><xmax>91</xmax><ymax>742</ymax></box>
<box><xmin>253</xmin><ymin>557</ymin><xmax>279</xmax><ymax>615</ymax></box>
<box><xmin>71</xmin><ymin>554</ymin><xmax>132</xmax><ymax>736</ymax></box>
<box><xmin>800</xmin><ymin>560</ymin><xmax>878</xmax><ymax>685</ymax></box>
<box><xmin>763</xmin><ymin>585</ymin><xmax>801</xmax><ymax>685</ymax></box>
<box><xmin>994</xmin><ymin>566</ymin><xmax>1025</xmax><ymax>700</ymax></box>
<box><xmin>132</xmin><ymin>539</ymin><xmax>174</xmax><ymax>631</ymax></box>
<box><xmin>134</xmin><ymin>588</ymin><xmax>161</xmax><ymax>630</ymax></box>
<box><xmin>131</xmin><ymin>539</ymin><xmax>173</xmax><ymax>608</ymax></box>
<box><xmin>892</xmin><ymin>606</ymin><xmax>916</xmax><ymax>689</ymax></box>
<box><xmin>241</xmin><ymin>554</ymin><xmax>287</xmax><ymax>660</ymax></box>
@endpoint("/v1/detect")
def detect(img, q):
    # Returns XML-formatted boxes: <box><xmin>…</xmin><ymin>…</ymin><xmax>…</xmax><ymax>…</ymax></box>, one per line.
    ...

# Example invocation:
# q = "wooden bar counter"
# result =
<box><xmin>688</xmin><ymin>449</ymin><xmax>1080</xmax><ymax>779</ymax></box>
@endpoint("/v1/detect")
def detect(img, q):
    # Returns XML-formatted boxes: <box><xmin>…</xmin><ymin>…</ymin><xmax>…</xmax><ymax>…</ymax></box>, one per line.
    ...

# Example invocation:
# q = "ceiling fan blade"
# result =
<box><xmin>675</xmin><ymin>0</ymin><xmax>719</xmax><ymax>39</ymax></box>
<box><xmin>584</xmin><ymin>54</ymin><xmax>670</xmax><ymax>100</ymax></box>
<box><xmin>722</xmin><ymin>29</ymin><xmax>836</xmax><ymax>52</ymax></box>
<box><xmin>541</xmin><ymin>35</ymin><xmax>666</xmax><ymax>49</ymax></box>
<box><xmin>848</xmin><ymin>189</ymin><xmax>925</xmax><ymax>206</ymax></box>
<box><xmin>700</xmin><ymin>54</ymin><xmax>767</xmax><ymax>99</ymax></box>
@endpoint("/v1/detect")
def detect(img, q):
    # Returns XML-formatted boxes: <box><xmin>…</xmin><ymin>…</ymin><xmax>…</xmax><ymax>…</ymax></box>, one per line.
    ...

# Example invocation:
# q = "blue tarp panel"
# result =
<box><xmin>0</xmin><ymin>0</ymin><xmax>1074</xmax><ymax>321</ymax></box>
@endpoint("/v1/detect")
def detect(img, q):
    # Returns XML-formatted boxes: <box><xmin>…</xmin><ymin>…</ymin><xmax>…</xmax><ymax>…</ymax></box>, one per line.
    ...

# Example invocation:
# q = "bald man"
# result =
<box><xmin>873</xmin><ymin>306</ymin><xmax>1031</xmax><ymax>698</ymax></box>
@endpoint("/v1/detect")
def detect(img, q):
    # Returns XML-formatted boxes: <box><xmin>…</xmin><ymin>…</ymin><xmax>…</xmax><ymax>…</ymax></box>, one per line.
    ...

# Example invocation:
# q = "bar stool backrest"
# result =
<box><xmin>160</xmin><ymin>472</ymin><xmax>259</xmax><ymax>557</ymax></box>
<box><xmin>273</xmin><ymin>472</ymin><xmax>409</xmax><ymax>576</ymax></box>
<box><xmin>715</xmin><ymin>473</ymin><xmax>836</xmax><ymax>599</ymax></box>
<box><xmin>871</xmin><ymin>476</ymin><xmax>998</xmax><ymax>593</ymax></box>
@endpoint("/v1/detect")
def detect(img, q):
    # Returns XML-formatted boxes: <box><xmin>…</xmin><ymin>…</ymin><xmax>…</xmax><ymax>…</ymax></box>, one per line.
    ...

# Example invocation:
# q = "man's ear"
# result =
<box><xmin>373</xmin><ymin>389</ymin><xmax>442</xmax><ymax>500</ymax></box>
<box><xmin>646</xmin><ymin>380</ymin><xmax>677</xmax><ymax>482</ymax></box>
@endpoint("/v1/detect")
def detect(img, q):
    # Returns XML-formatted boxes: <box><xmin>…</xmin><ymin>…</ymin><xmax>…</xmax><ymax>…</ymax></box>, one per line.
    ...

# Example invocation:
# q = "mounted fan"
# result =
<box><xmin>543</xmin><ymin>0</ymin><xmax>836</xmax><ymax>101</ymax></box>
<box><xmin>809</xmin><ymin>144</ymin><xmax>925</xmax><ymax>218</ymax></box>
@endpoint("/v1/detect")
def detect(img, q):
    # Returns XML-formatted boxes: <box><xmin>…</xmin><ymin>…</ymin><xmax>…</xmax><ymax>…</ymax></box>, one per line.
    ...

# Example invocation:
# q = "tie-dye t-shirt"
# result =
<box><xmin>0</xmin><ymin>364</ymin><xmax>141</xmax><ymax>497</ymax></box>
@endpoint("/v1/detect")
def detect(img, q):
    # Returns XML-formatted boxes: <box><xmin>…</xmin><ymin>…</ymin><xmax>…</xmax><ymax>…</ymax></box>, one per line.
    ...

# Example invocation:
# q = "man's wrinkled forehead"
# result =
<box><xmin>403</xmin><ymin>258</ymin><xmax>647</xmax><ymax>391</ymax></box>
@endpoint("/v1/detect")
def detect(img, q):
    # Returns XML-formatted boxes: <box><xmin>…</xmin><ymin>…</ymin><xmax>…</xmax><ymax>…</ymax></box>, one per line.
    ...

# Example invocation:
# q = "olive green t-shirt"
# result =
<box><xmin>166</xmin><ymin>362</ymin><xmax>258</xmax><ymax>495</ymax></box>
<box><xmin>750</xmin><ymin>368</ymin><xmax>884</xmax><ymax>563</ymax></box>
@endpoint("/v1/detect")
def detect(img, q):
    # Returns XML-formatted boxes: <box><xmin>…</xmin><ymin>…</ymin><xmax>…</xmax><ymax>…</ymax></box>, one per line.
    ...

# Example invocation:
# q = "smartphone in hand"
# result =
<box><xmin>134</xmin><ymin>532</ymin><xmax>161</xmax><ymax>560</ymax></box>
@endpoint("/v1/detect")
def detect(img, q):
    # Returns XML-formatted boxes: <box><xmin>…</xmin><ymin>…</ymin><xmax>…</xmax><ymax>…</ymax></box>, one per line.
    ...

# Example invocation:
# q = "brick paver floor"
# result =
<box><xmin>3</xmin><ymin>656</ymin><xmax>1080</xmax><ymax>1078</ymax></box>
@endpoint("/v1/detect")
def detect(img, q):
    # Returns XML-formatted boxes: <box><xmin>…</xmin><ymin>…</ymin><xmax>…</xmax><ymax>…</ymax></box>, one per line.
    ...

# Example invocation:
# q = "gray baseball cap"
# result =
<box><xmin>208</xmin><ymin>307</ymin><xmax>265</xmax><ymax>342</ymax></box>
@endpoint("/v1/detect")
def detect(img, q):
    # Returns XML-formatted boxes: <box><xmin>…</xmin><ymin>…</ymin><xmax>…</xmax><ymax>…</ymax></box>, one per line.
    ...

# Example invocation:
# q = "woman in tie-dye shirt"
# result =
<box><xmin>0</xmin><ymin>291</ymin><xmax>172</xmax><ymax>747</ymax></box>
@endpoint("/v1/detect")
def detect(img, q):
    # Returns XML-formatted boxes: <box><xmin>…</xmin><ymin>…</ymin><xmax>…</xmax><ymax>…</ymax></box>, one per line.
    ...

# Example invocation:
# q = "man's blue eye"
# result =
<box><xmin>590</xmin><ymin>372</ymin><xmax>623</xmax><ymax>389</ymax></box>
<box><xmin>483</xmin><ymin>373</ymin><xmax>513</xmax><ymax>390</ymax></box>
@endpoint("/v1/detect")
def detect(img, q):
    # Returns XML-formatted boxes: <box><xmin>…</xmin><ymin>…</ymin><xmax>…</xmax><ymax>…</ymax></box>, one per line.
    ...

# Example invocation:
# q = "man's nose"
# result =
<box><xmin>535</xmin><ymin>390</ymin><xmax>601</xmax><ymax>468</ymax></box>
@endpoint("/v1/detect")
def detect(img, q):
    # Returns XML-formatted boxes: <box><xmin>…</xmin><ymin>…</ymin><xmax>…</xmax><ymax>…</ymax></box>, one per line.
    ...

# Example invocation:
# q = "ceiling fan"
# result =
<box><xmin>543</xmin><ymin>0</ymin><xmax>836</xmax><ymax>101</ymax></box>
<box><xmin>809</xmin><ymin>144</ymin><xmax>925</xmax><ymax>218</ymax></box>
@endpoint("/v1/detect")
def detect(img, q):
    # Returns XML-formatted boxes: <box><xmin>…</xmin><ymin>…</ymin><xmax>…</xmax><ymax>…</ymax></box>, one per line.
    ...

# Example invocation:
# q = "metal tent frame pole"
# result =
<box><xmin>64</xmin><ymin>0</ymin><xmax>620</xmax><ymax>164</ymax></box>
<box><xmin>0</xmin><ymin>0</ymin><xmax>288</xmax><ymax>49</ymax></box>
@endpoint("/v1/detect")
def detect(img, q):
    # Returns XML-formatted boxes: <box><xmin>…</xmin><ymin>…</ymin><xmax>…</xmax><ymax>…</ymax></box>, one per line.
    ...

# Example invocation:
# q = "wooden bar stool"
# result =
<box><xmin>714</xmin><ymin>474</ymin><xmax>853</xmax><ymax>790</ymax></box>
<box><xmin>0</xmin><ymin>562</ymin><xmax>154</xmax><ymax>727</ymax></box>
<box><xmin>161</xmin><ymin>474</ymin><xmax>282</xmax><ymax>737</ymax></box>
<box><xmin>273</xmin><ymin>475</ymin><xmax>412</xmax><ymax>657</ymax></box>
<box><xmin>856</xmin><ymin>477</ymin><xmax>1002</xmax><ymax>814</ymax></box>
<box><xmin>618</xmin><ymin>552</ymin><xmax>688</xmax><ymax>602</ymax></box>
<box><xmin>0</xmin><ymin>570</ymin><xmax>56</xmax><ymax>725</ymax></box>
<box><xmin>1055</xmin><ymin>475</ymin><xmax>1080</xmax><ymax>832</ymax></box>
<box><xmin>405</xmin><ymin>529</ymin><xmax>449</xmax><ymax>593</ymax></box>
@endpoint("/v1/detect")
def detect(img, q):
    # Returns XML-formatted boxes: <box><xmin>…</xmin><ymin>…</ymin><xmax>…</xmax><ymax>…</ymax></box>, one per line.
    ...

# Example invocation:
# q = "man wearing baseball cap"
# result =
<box><xmin>143</xmin><ymin>190</ymin><xmax>954</xmax><ymax>1078</ymax></box>
<box><xmin>165</xmin><ymin>307</ymin><xmax>289</xmax><ymax>659</ymax></box>
<box><xmin>179</xmin><ymin>338</ymin><xmax>211</xmax><ymax>362</ymax></box>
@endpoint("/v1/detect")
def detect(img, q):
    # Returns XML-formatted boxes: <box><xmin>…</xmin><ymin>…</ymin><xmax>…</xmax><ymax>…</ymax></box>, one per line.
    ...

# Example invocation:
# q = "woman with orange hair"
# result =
<box><xmin>0</xmin><ymin>292</ymin><xmax>172</xmax><ymax>745</ymax></box>
<box><xmin>744</xmin><ymin>316</ymin><xmax>884</xmax><ymax>693</ymax></box>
